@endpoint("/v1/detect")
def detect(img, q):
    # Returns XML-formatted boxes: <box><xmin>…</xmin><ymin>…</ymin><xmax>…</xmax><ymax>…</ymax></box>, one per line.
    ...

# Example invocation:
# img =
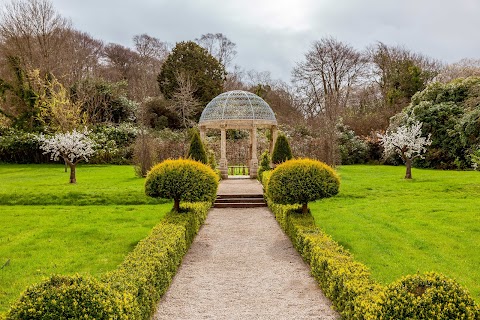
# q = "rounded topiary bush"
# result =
<box><xmin>374</xmin><ymin>272</ymin><xmax>480</xmax><ymax>319</ymax></box>
<box><xmin>145</xmin><ymin>158</ymin><xmax>219</xmax><ymax>211</ymax></box>
<box><xmin>267</xmin><ymin>158</ymin><xmax>340</xmax><ymax>213</ymax></box>
<box><xmin>7</xmin><ymin>274</ymin><xmax>133</xmax><ymax>320</ymax></box>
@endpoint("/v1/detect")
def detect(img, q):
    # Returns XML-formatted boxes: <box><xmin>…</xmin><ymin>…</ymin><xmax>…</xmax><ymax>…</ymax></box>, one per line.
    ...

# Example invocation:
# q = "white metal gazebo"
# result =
<box><xmin>198</xmin><ymin>90</ymin><xmax>278</xmax><ymax>179</ymax></box>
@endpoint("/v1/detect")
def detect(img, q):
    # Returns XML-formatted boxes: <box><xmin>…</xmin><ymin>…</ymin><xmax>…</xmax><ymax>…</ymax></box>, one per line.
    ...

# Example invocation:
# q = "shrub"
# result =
<box><xmin>338</xmin><ymin>127</ymin><xmax>368</xmax><ymax>165</ymax></box>
<box><xmin>262</xmin><ymin>175</ymin><xmax>480</xmax><ymax>319</ymax></box>
<box><xmin>260</xmin><ymin>183</ymin><xmax>382</xmax><ymax>319</ymax></box>
<box><xmin>89</xmin><ymin>124</ymin><xmax>137</xmax><ymax>165</ymax></box>
<box><xmin>267</xmin><ymin>158</ymin><xmax>340</xmax><ymax>214</ymax></box>
<box><xmin>374</xmin><ymin>272</ymin><xmax>480</xmax><ymax>319</ymax></box>
<box><xmin>7</xmin><ymin>202</ymin><xmax>211</xmax><ymax>320</ymax></box>
<box><xmin>145</xmin><ymin>159</ymin><xmax>218</xmax><ymax>211</ymax></box>
<box><xmin>6</xmin><ymin>274</ymin><xmax>133</xmax><ymax>319</ymax></box>
<box><xmin>103</xmin><ymin>202</ymin><xmax>210</xmax><ymax>319</ymax></box>
<box><xmin>133</xmin><ymin>130</ymin><xmax>156</xmax><ymax>177</ymax></box>
<box><xmin>271</xmin><ymin>133</ymin><xmax>293</xmax><ymax>164</ymax></box>
<box><xmin>257</xmin><ymin>150</ymin><xmax>271</xmax><ymax>182</ymax></box>
<box><xmin>187</xmin><ymin>129</ymin><xmax>207</xmax><ymax>164</ymax></box>
<box><xmin>0</xmin><ymin>129</ymin><xmax>47</xmax><ymax>164</ymax></box>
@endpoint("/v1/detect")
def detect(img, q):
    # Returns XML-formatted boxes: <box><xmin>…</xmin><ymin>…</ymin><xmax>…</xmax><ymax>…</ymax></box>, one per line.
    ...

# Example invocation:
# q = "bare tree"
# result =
<box><xmin>435</xmin><ymin>58</ymin><xmax>480</xmax><ymax>83</ymax></box>
<box><xmin>369</xmin><ymin>42</ymin><xmax>441</xmax><ymax>112</ymax></box>
<box><xmin>133</xmin><ymin>33</ymin><xmax>169</xmax><ymax>61</ymax></box>
<box><xmin>292</xmin><ymin>37</ymin><xmax>368</xmax><ymax>165</ymax></box>
<box><xmin>196</xmin><ymin>33</ymin><xmax>237</xmax><ymax>69</ymax></box>
<box><xmin>0</xmin><ymin>0</ymin><xmax>71</xmax><ymax>76</ymax></box>
<box><xmin>58</xmin><ymin>30</ymin><xmax>103</xmax><ymax>86</ymax></box>
<box><xmin>133</xmin><ymin>33</ymin><xmax>170</xmax><ymax>98</ymax></box>
<box><xmin>169</xmin><ymin>72</ymin><xmax>199</xmax><ymax>128</ymax></box>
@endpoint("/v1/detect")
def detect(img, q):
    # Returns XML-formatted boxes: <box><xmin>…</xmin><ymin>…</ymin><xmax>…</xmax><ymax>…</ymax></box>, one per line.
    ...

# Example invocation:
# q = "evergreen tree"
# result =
<box><xmin>271</xmin><ymin>133</ymin><xmax>293</xmax><ymax>164</ymax></box>
<box><xmin>187</xmin><ymin>129</ymin><xmax>207</xmax><ymax>164</ymax></box>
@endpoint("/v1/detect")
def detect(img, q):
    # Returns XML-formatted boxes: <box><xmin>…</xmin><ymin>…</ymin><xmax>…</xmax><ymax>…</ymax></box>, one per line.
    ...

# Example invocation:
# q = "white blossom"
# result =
<box><xmin>379</xmin><ymin>120</ymin><xmax>432</xmax><ymax>162</ymax></box>
<box><xmin>39</xmin><ymin>129</ymin><xmax>96</xmax><ymax>164</ymax></box>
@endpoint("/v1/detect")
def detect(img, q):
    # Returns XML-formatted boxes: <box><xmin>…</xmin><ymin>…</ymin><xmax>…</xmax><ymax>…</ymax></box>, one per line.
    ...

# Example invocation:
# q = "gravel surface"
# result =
<box><xmin>153</xmin><ymin>180</ymin><xmax>339</xmax><ymax>320</ymax></box>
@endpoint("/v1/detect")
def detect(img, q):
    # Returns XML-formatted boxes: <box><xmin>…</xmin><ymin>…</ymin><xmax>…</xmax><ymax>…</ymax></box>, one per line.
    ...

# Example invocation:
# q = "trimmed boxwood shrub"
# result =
<box><xmin>271</xmin><ymin>133</ymin><xmax>292</xmax><ymax>164</ymax></box>
<box><xmin>267</xmin><ymin>158</ymin><xmax>340</xmax><ymax>214</ymax></box>
<box><xmin>373</xmin><ymin>272</ymin><xmax>480</xmax><ymax>319</ymax></box>
<box><xmin>261</xmin><ymin>176</ymin><xmax>480</xmax><ymax>320</ymax></box>
<box><xmin>7</xmin><ymin>202</ymin><xmax>211</xmax><ymax>320</ymax></box>
<box><xmin>7</xmin><ymin>274</ymin><xmax>133</xmax><ymax>320</ymax></box>
<box><xmin>145</xmin><ymin>159</ymin><xmax>218</xmax><ymax>211</ymax></box>
<box><xmin>103</xmin><ymin>202</ymin><xmax>210</xmax><ymax>319</ymax></box>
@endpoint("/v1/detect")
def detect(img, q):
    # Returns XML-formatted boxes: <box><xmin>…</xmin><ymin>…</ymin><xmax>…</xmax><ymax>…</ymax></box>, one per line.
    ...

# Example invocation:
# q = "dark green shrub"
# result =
<box><xmin>89</xmin><ymin>124</ymin><xmax>137</xmax><ymax>164</ymax></box>
<box><xmin>0</xmin><ymin>129</ymin><xmax>47</xmax><ymax>164</ymax></box>
<box><xmin>374</xmin><ymin>272</ymin><xmax>480</xmax><ymax>319</ymax></box>
<box><xmin>145</xmin><ymin>159</ymin><xmax>218</xmax><ymax>211</ymax></box>
<box><xmin>271</xmin><ymin>133</ymin><xmax>293</xmax><ymax>164</ymax></box>
<box><xmin>257</xmin><ymin>150</ymin><xmax>271</xmax><ymax>182</ymax></box>
<box><xmin>267</xmin><ymin>158</ymin><xmax>340</xmax><ymax>214</ymax></box>
<box><xmin>6</xmin><ymin>274</ymin><xmax>133</xmax><ymax>319</ymax></box>
<box><xmin>187</xmin><ymin>129</ymin><xmax>207</xmax><ymax>164</ymax></box>
<box><xmin>338</xmin><ymin>127</ymin><xmax>368</xmax><ymax>165</ymax></box>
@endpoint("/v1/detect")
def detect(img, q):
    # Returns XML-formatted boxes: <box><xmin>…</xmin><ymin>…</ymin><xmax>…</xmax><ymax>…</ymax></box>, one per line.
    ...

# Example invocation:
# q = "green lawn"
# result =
<box><xmin>0</xmin><ymin>164</ymin><xmax>172</xmax><ymax>314</ymax></box>
<box><xmin>310</xmin><ymin>165</ymin><xmax>480</xmax><ymax>302</ymax></box>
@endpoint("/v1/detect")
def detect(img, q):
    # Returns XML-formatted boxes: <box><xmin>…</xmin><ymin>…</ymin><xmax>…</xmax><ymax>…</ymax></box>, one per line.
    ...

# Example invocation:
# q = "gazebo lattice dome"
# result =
<box><xmin>198</xmin><ymin>90</ymin><xmax>278</xmax><ymax>179</ymax></box>
<box><xmin>199</xmin><ymin>90</ymin><xmax>277</xmax><ymax>128</ymax></box>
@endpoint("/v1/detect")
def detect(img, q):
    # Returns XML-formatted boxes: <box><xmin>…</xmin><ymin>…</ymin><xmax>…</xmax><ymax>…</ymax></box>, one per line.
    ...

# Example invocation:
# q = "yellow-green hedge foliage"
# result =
<box><xmin>373</xmin><ymin>272</ymin><xmax>480</xmax><ymax>319</ymax></box>
<box><xmin>263</xmin><ymin>194</ymin><xmax>381</xmax><ymax>319</ymax></box>
<box><xmin>262</xmin><ymin>176</ymin><xmax>480</xmax><ymax>319</ymax></box>
<box><xmin>145</xmin><ymin>159</ymin><xmax>219</xmax><ymax>211</ymax></box>
<box><xmin>7</xmin><ymin>274</ymin><xmax>133</xmax><ymax>320</ymax></box>
<box><xmin>7</xmin><ymin>202</ymin><xmax>211</xmax><ymax>320</ymax></box>
<box><xmin>102</xmin><ymin>201</ymin><xmax>210</xmax><ymax>319</ymax></box>
<box><xmin>267</xmin><ymin>158</ymin><xmax>340</xmax><ymax>213</ymax></box>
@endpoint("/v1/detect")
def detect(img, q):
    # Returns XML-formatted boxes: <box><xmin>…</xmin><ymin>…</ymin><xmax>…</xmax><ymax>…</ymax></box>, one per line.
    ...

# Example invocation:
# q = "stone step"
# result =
<box><xmin>215</xmin><ymin>198</ymin><xmax>265</xmax><ymax>203</ymax></box>
<box><xmin>214</xmin><ymin>193</ymin><xmax>266</xmax><ymax>208</ymax></box>
<box><xmin>216</xmin><ymin>194</ymin><xmax>264</xmax><ymax>199</ymax></box>
<box><xmin>213</xmin><ymin>202</ymin><xmax>267</xmax><ymax>208</ymax></box>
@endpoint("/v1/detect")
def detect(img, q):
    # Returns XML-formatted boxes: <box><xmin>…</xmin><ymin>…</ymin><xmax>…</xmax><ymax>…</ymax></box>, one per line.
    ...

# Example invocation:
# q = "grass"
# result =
<box><xmin>0</xmin><ymin>164</ymin><xmax>172</xmax><ymax>315</ymax></box>
<box><xmin>310</xmin><ymin>165</ymin><xmax>480</xmax><ymax>302</ymax></box>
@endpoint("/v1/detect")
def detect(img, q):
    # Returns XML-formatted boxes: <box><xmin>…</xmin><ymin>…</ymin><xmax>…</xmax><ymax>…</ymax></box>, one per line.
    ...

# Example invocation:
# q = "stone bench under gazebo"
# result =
<box><xmin>199</xmin><ymin>90</ymin><xmax>278</xmax><ymax>179</ymax></box>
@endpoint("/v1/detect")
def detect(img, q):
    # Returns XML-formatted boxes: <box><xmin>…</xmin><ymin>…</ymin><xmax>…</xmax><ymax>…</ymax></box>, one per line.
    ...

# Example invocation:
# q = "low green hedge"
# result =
<box><xmin>261</xmin><ymin>176</ymin><xmax>480</xmax><ymax>319</ymax></box>
<box><xmin>6</xmin><ymin>274</ymin><xmax>132</xmax><ymax>320</ymax></box>
<box><xmin>6</xmin><ymin>201</ymin><xmax>210</xmax><ymax>319</ymax></box>
<box><xmin>374</xmin><ymin>272</ymin><xmax>480</xmax><ymax>319</ymax></box>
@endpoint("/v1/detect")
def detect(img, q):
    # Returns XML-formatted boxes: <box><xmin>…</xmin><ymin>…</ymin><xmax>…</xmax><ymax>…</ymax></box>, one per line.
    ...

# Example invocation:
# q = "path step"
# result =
<box><xmin>214</xmin><ymin>194</ymin><xmax>267</xmax><ymax>208</ymax></box>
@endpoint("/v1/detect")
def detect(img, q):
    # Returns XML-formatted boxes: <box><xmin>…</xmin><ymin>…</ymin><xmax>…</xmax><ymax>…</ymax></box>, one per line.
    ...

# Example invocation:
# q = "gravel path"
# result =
<box><xmin>153</xmin><ymin>180</ymin><xmax>339</xmax><ymax>320</ymax></box>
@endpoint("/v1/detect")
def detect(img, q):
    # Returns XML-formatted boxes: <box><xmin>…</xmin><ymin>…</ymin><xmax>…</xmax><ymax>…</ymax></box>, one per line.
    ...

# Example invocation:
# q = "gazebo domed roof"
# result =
<box><xmin>199</xmin><ymin>90</ymin><xmax>277</xmax><ymax>128</ymax></box>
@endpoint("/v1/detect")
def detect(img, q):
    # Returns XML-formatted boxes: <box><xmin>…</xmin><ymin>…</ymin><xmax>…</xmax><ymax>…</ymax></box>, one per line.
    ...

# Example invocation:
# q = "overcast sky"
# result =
<box><xmin>49</xmin><ymin>0</ymin><xmax>480</xmax><ymax>82</ymax></box>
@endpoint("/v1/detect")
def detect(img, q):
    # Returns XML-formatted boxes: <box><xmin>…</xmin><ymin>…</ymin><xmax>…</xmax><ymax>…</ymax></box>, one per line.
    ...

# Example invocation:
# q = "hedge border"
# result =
<box><xmin>261</xmin><ymin>169</ymin><xmax>480</xmax><ymax>319</ymax></box>
<box><xmin>6</xmin><ymin>201</ymin><xmax>211</xmax><ymax>319</ymax></box>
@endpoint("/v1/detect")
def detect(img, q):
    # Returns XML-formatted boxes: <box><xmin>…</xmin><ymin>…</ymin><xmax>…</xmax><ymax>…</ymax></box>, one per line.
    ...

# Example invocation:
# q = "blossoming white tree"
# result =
<box><xmin>39</xmin><ymin>130</ymin><xmax>96</xmax><ymax>183</ymax></box>
<box><xmin>379</xmin><ymin>120</ymin><xmax>432</xmax><ymax>179</ymax></box>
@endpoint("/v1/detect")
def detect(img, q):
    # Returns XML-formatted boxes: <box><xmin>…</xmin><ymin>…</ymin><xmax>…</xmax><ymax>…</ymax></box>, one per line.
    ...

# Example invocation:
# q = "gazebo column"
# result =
<box><xmin>249</xmin><ymin>126</ymin><xmax>258</xmax><ymax>179</ymax></box>
<box><xmin>269</xmin><ymin>125</ymin><xmax>278</xmax><ymax>167</ymax></box>
<box><xmin>219</xmin><ymin>125</ymin><xmax>228</xmax><ymax>179</ymax></box>
<box><xmin>199</xmin><ymin>125</ymin><xmax>206</xmax><ymax>142</ymax></box>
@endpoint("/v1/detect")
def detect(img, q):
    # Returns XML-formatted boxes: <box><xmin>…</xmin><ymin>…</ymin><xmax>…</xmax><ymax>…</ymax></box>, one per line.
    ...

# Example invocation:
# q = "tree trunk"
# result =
<box><xmin>405</xmin><ymin>159</ymin><xmax>412</xmax><ymax>179</ymax></box>
<box><xmin>64</xmin><ymin>160</ymin><xmax>68</xmax><ymax>173</ymax></box>
<box><xmin>302</xmin><ymin>203</ymin><xmax>309</xmax><ymax>214</ymax></box>
<box><xmin>173</xmin><ymin>198</ymin><xmax>180</xmax><ymax>212</ymax></box>
<box><xmin>69</xmin><ymin>164</ymin><xmax>77</xmax><ymax>184</ymax></box>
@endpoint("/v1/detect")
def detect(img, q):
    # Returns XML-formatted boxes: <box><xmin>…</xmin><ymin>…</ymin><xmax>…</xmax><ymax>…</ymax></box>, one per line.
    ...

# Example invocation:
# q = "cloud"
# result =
<box><xmin>50</xmin><ymin>0</ymin><xmax>480</xmax><ymax>82</ymax></box>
